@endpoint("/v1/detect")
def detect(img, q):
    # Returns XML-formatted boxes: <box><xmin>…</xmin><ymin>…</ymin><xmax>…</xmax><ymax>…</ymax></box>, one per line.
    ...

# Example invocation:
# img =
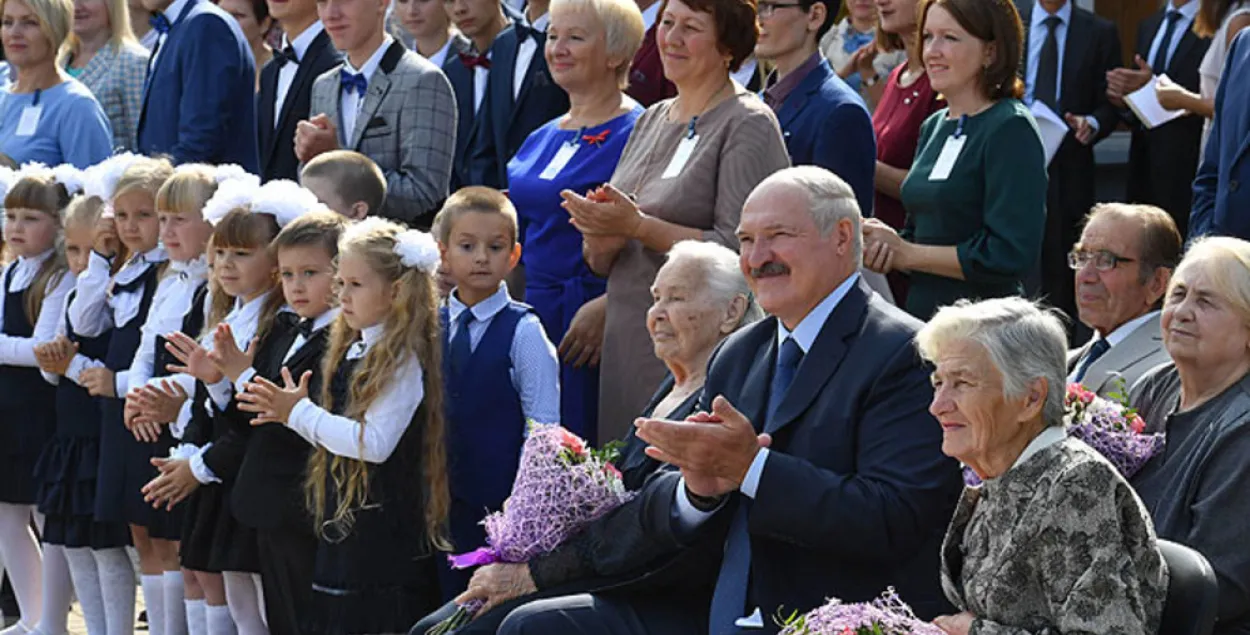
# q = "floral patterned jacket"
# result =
<box><xmin>941</xmin><ymin>435</ymin><xmax>1168</xmax><ymax>635</ymax></box>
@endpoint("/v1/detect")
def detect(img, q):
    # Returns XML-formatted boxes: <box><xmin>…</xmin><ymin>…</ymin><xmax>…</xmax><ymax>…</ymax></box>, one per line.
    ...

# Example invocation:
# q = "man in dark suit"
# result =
<box><xmin>755</xmin><ymin>0</ymin><xmax>876</xmax><ymax>216</ymax></box>
<box><xmin>257</xmin><ymin>0</ymin><xmax>340</xmax><ymax>182</ymax></box>
<box><xmin>1107</xmin><ymin>0</ymin><xmax>1210</xmax><ymax>239</ymax></box>
<box><xmin>494</xmin><ymin>167</ymin><xmax>963</xmax><ymax>635</ymax></box>
<box><xmin>1190</xmin><ymin>29</ymin><xmax>1250</xmax><ymax>239</ymax></box>
<box><xmin>1019</xmin><ymin>0</ymin><xmax>1121</xmax><ymax>327</ymax></box>
<box><xmin>136</xmin><ymin>0</ymin><xmax>259</xmax><ymax>170</ymax></box>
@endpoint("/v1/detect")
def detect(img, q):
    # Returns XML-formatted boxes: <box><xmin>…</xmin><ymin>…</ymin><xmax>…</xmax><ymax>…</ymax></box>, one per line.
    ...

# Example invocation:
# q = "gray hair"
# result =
<box><xmin>664</xmin><ymin>240</ymin><xmax>763</xmax><ymax>328</ymax></box>
<box><xmin>549</xmin><ymin>0</ymin><xmax>645</xmax><ymax>89</ymax></box>
<box><xmin>748</xmin><ymin>166</ymin><xmax>863</xmax><ymax>262</ymax></box>
<box><xmin>916</xmin><ymin>297</ymin><xmax>1068</xmax><ymax>428</ymax></box>
<box><xmin>1172</xmin><ymin>236</ymin><xmax>1250</xmax><ymax>326</ymax></box>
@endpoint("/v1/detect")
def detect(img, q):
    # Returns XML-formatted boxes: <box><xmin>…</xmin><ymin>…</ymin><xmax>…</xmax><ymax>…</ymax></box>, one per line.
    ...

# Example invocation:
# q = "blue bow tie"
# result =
<box><xmin>340</xmin><ymin>70</ymin><xmax>368</xmax><ymax>97</ymax></box>
<box><xmin>149</xmin><ymin>12</ymin><xmax>171</xmax><ymax>35</ymax></box>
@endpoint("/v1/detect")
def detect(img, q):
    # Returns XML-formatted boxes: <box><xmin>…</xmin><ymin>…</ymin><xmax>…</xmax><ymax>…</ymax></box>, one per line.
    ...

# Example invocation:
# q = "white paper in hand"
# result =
<box><xmin>1028</xmin><ymin>100</ymin><xmax>1069</xmax><ymax>165</ymax></box>
<box><xmin>1125</xmin><ymin>75</ymin><xmax>1186</xmax><ymax>129</ymax></box>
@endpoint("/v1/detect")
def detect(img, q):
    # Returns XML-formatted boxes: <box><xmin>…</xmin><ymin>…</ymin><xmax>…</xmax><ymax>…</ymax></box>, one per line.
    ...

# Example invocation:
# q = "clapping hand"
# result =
<box><xmin>561</xmin><ymin>184</ymin><xmax>643</xmax><ymax>237</ymax></box>
<box><xmin>35</xmin><ymin>336</ymin><xmax>77</xmax><ymax>375</ymax></box>
<box><xmin>1063</xmin><ymin>113</ymin><xmax>1095</xmax><ymax>145</ymax></box>
<box><xmin>126</xmin><ymin>380</ymin><xmax>188</xmax><ymax>442</ymax></box>
<box><xmin>1106</xmin><ymin>55</ymin><xmax>1153</xmax><ymax>108</ymax></box>
<box><xmin>142</xmin><ymin>458</ymin><xmax>198</xmax><ymax>511</ymax></box>
<box><xmin>208</xmin><ymin>323</ymin><xmax>257</xmax><ymax>383</ymax></box>
<box><xmin>558</xmin><ymin>296</ymin><xmax>606</xmax><ymax>368</ymax></box>
<box><xmin>634</xmin><ymin>395</ymin><xmax>771</xmax><ymax>499</ymax></box>
<box><xmin>237</xmin><ymin>367</ymin><xmax>312</xmax><ymax>425</ymax></box>
<box><xmin>294</xmin><ymin>114</ymin><xmax>339</xmax><ymax>163</ymax></box>
<box><xmin>79</xmin><ymin>367</ymin><xmax>116</xmax><ymax>398</ymax></box>
<box><xmin>164</xmin><ymin>331</ymin><xmax>223</xmax><ymax>384</ymax></box>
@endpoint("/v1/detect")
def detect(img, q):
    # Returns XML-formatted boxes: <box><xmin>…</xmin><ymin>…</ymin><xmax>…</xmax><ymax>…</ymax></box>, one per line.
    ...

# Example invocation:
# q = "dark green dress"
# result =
<box><xmin>899</xmin><ymin>98</ymin><xmax>1047</xmax><ymax>318</ymax></box>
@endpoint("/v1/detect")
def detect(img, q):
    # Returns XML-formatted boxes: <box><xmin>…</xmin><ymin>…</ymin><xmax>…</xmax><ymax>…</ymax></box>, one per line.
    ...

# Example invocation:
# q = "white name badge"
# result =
<box><xmin>661</xmin><ymin>134</ymin><xmax>699</xmax><ymax>179</ymax></box>
<box><xmin>928</xmin><ymin>135</ymin><xmax>966</xmax><ymax>181</ymax></box>
<box><xmin>539</xmin><ymin>141</ymin><xmax>579</xmax><ymax>181</ymax></box>
<box><xmin>16</xmin><ymin>106</ymin><xmax>42</xmax><ymax>137</ymax></box>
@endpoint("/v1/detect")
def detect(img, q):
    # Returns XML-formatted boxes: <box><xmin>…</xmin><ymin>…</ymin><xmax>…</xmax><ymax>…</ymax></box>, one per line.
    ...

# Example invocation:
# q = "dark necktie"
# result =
<box><xmin>1152</xmin><ymin>10</ymin><xmax>1183</xmax><ymax>73</ymax></box>
<box><xmin>459</xmin><ymin>52</ymin><xmax>492</xmax><ymax>70</ymax></box>
<box><xmin>1034</xmin><ymin>15</ymin><xmax>1062</xmax><ymax>111</ymax></box>
<box><xmin>1073</xmin><ymin>338</ymin><xmax>1111</xmax><ymax>383</ymax></box>
<box><xmin>340</xmin><ymin>70</ymin><xmax>368</xmax><ymax>96</ymax></box>
<box><xmin>448</xmin><ymin>309</ymin><xmax>475</xmax><ymax>377</ymax></box>
<box><xmin>274</xmin><ymin>45</ymin><xmax>299</xmax><ymax>69</ymax></box>
<box><xmin>149</xmin><ymin>12</ymin><xmax>171</xmax><ymax>35</ymax></box>
<box><xmin>708</xmin><ymin>336</ymin><xmax>804</xmax><ymax>634</ymax></box>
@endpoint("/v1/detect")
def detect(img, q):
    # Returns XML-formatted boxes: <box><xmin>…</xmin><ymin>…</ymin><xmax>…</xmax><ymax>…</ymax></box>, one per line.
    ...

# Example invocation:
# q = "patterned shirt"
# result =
<box><xmin>71</xmin><ymin>42</ymin><xmax>150</xmax><ymax>151</ymax></box>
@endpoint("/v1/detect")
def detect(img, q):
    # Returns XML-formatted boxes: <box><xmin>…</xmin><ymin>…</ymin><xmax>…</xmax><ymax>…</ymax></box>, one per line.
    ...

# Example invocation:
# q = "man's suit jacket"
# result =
<box><xmin>136</xmin><ymin>0</ymin><xmax>258</xmax><ymax>171</ymax></box>
<box><xmin>468</xmin><ymin>22</ymin><xmax>571</xmax><ymax>189</ymax></box>
<box><xmin>442</xmin><ymin>32</ymin><xmax>486</xmax><ymax>192</ymax></box>
<box><xmin>1126</xmin><ymin>9</ymin><xmax>1211</xmax><ymax>237</ymax></box>
<box><xmin>775</xmin><ymin>61</ymin><xmax>876</xmax><ymax>216</ymax></box>
<box><xmin>1191</xmin><ymin>29</ymin><xmax>1250</xmax><ymax>239</ymax></box>
<box><xmin>256</xmin><ymin>29</ymin><xmax>340</xmax><ymax>183</ymax></box>
<box><xmin>1067</xmin><ymin>313</ymin><xmax>1169</xmax><ymax>397</ymax></box>
<box><xmin>309</xmin><ymin>40</ymin><xmax>456</xmax><ymax>227</ymax></box>
<box><xmin>687</xmin><ymin>279</ymin><xmax>963</xmax><ymax>631</ymax></box>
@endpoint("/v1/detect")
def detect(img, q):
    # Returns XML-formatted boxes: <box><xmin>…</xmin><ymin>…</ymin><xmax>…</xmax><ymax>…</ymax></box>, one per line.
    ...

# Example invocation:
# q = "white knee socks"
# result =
<box><xmin>163</xmin><ymin>571</ymin><xmax>187</xmax><ymax>635</ymax></box>
<box><xmin>63</xmin><ymin>549</ymin><xmax>104</xmax><ymax>635</ymax></box>
<box><xmin>185</xmin><ymin>599</ymin><xmax>207</xmax><ymax>635</ymax></box>
<box><xmin>205</xmin><ymin>605</ymin><xmax>236</xmax><ymax>635</ymax></box>
<box><xmin>222</xmin><ymin>573</ymin><xmax>266</xmax><ymax>635</ymax></box>
<box><xmin>31</xmin><ymin>544</ymin><xmax>71</xmax><ymax>635</ymax></box>
<box><xmin>0</xmin><ymin>504</ymin><xmax>42</xmax><ymax>632</ymax></box>
<box><xmin>141</xmin><ymin>575</ymin><xmax>166</xmax><ymax>635</ymax></box>
<box><xmin>96</xmin><ymin>549</ymin><xmax>135</xmax><ymax>635</ymax></box>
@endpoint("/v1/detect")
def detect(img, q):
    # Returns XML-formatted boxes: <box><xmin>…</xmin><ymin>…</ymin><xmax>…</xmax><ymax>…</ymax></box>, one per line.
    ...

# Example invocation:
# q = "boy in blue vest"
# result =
<box><xmin>433</xmin><ymin>186</ymin><xmax>559</xmax><ymax>599</ymax></box>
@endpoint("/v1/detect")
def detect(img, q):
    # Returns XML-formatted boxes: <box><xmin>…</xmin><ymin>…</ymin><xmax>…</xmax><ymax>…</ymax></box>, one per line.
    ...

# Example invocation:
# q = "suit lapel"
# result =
<box><xmin>509</xmin><ymin>34</ymin><xmax>547</xmax><ymax>130</ymax></box>
<box><xmin>1169</xmin><ymin>27</ymin><xmax>1201</xmax><ymax>76</ymax></box>
<box><xmin>258</xmin><ymin>65</ymin><xmax>278</xmax><ymax>160</ymax></box>
<box><xmin>274</xmin><ymin>30</ymin><xmax>333</xmax><ymax>142</ymax></box>
<box><xmin>349</xmin><ymin>41</ymin><xmax>404</xmax><ymax>149</ymax></box>
<box><xmin>142</xmin><ymin>0</ymin><xmax>198</xmax><ymax>114</ymax></box>
<box><xmin>1084</xmin><ymin>314</ymin><xmax>1163</xmax><ymax>393</ymax></box>
<box><xmin>493</xmin><ymin>29</ymin><xmax>520</xmax><ymax>132</ymax></box>
<box><xmin>283</xmin><ymin>329</ymin><xmax>327</xmax><ymax>373</ymax></box>
<box><xmin>1061</xmin><ymin>10</ymin><xmax>1091</xmax><ymax>113</ymax></box>
<box><xmin>776</xmin><ymin>63</ymin><xmax>831</xmax><ymax>131</ymax></box>
<box><xmin>764</xmin><ymin>280</ymin><xmax>869</xmax><ymax>435</ymax></box>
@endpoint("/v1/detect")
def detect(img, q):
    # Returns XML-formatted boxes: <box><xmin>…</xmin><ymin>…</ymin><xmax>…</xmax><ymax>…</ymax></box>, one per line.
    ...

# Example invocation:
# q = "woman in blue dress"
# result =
<box><xmin>505</xmin><ymin>0</ymin><xmax>646</xmax><ymax>443</ymax></box>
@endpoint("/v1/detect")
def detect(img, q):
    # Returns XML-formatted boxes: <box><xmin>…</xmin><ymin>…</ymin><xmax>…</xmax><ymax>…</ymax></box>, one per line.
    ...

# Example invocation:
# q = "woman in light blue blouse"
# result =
<box><xmin>0</xmin><ymin>0</ymin><xmax>113</xmax><ymax>168</ymax></box>
<box><xmin>62</xmin><ymin>0</ymin><xmax>149</xmax><ymax>151</ymax></box>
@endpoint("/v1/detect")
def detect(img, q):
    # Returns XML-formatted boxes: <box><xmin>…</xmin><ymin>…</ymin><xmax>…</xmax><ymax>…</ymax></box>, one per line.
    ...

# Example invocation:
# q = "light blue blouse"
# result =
<box><xmin>0</xmin><ymin>78</ymin><xmax>113</xmax><ymax>168</ymax></box>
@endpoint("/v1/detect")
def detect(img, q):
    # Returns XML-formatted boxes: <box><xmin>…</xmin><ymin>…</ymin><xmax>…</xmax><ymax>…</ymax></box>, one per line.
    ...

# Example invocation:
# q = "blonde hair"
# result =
<box><xmin>550</xmin><ymin>0</ymin><xmax>645</xmax><ymax>88</ymax></box>
<box><xmin>1</xmin><ymin>0</ymin><xmax>73</xmax><ymax>59</ymax></box>
<box><xmin>307</xmin><ymin>217</ymin><xmax>449</xmax><ymax>549</ymax></box>
<box><xmin>1170</xmin><ymin>237</ymin><xmax>1250</xmax><ymax>325</ymax></box>
<box><xmin>110</xmin><ymin>156</ymin><xmax>173</xmax><ymax>275</ymax></box>
<box><xmin>62</xmin><ymin>0</ymin><xmax>137</xmax><ymax>64</ymax></box>
<box><xmin>3</xmin><ymin>174</ymin><xmax>69</xmax><ymax>324</ymax></box>
<box><xmin>204</xmin><ymin>208</ymin><xmax>283</xmax><ymax>340</ymax></box>
<box><xmin>156</xmin><ymin>164</ymin><xmax>218</xmax><ymax>218</ymax></box>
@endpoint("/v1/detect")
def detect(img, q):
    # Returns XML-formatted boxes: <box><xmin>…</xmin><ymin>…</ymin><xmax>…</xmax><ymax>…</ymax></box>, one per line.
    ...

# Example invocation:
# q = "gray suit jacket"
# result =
<box><xmin>310</xmin><ymin>40</ymin><xmax>456</xmax><ymax>227</ymax></box>
<box><xmin>1067</xmin><ymin>313</ymin><xmax>1169</xmax><ymax>397</ymax></box>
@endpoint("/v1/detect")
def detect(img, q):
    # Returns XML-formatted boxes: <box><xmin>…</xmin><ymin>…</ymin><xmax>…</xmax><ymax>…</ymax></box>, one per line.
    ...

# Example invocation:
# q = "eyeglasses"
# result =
<box><xmin>1067</xmin><ymin>249</ymin><xmax>1137</xmax><ymax>272</ymax></box>
<box><xmin>757</xmin><ymin>1</ymin><xmax>804</xmax><ymax>17</ymax></box>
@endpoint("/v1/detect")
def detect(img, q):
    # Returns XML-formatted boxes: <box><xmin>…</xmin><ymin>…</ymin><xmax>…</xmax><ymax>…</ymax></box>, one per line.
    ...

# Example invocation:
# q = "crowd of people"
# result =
<box><xmin>0</xmin><ymin>0</ymin><xmax>1249</xmax><ymax>631</ymax></box>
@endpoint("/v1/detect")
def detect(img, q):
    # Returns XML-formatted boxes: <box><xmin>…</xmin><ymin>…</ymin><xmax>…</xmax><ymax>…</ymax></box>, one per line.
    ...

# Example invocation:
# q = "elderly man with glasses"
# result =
<box><xmin>1067</xmin><ymin>202</ymin><xmax>1182</xmax><ymax>395</ymax></box>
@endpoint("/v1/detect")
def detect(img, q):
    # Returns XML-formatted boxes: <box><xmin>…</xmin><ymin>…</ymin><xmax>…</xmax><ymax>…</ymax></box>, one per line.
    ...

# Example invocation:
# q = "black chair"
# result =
<box><xmin>1158</xmin><ymin>539</ymin><xmax>1220</xmax><ymax>635</ymax></box>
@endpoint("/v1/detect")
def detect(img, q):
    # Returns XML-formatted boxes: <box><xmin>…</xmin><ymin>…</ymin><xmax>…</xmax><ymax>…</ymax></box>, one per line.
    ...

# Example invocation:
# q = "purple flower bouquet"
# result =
<box><xmin>425</xmin><ymin>425</ymin><xmax>635</xmax><ymax>635</ymax></box>
<box><xmin>778</xmin><ymin>588</ymin><xmax>945</xmax><ymax>635</ymax></box>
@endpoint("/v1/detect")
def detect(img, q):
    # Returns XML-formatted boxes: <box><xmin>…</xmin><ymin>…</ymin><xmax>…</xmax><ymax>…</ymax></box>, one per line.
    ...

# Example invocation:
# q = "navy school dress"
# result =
<box><xmin>436</xmin><ymin>302</ymin><xmax>529</xmax><ymax>600</ymax></box>
<box><xmin>306</xmin><ymin>354</ymin><xmax>441</xmax><ymax>635</ymax></box>
<box><xmin>35</xmin><ymin>290</ymin><xmax>131</xmax><ymax>548</ymax></box>
<box><xmin>0</xmin><ymin>265</ymin><xmax>58</xmax><ymax>505</ymax></box>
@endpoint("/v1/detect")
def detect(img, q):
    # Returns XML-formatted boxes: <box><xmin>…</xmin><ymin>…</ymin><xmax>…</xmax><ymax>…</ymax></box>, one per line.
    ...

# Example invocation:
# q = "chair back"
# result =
<box><xmin>1158</xmin><ymin>539</ymin><xmax>1220</xmax><ymax>635</ymax></box>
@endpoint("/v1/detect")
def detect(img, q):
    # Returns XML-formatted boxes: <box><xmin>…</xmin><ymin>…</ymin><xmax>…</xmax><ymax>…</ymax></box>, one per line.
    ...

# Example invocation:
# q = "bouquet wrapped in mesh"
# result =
<box><xmin>426</xmin><ymin>425</ymin><xmax>634</xmax><ymax>634</ymax></box>
<box><xmin>778</xmin><ymin>588</ymin><xmax>945</xmax><ymax>635</ymax></box>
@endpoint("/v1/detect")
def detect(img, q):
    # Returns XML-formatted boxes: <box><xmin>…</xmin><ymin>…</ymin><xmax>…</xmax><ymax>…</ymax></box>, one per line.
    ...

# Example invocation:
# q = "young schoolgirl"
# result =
<box><xmin>238</xmin><ymin>217</ymin><xmax>449</xmax><ymax>634</ymax></box>
<box><xmin>0</xmin><ymin>169</ymin><xmax>75</xmax><ymax>635</ymax></box>
<box><xmin>69</xmin><ymin>156</ymin><xmax>183</xmax><ymax>635</ymax></box>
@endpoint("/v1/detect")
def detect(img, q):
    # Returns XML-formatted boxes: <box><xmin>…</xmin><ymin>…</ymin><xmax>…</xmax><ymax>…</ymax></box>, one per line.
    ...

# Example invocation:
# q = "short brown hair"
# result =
<box><xmin>1083</xmin><ymin>203</ymin><xmax>1182</xmax><ymax>284</ymax></box>
<box><xmin>657</xmin><ymin>0</ymin><xmax>758</xmax><ymax>72</ymax></box>
<box><xmin>916</xmin><ymin>0</ymin><xmax>1024</xmax><ymax>101</ymax></box>
<box><xmin>272</xmin><ymin>209</ymin><xmax>350</xmax><ymax>261</ymax></box>
<box><xmin>432</xmin><ymin>187</ymin><xmax>518</xmax><ymax>245</ymax></box>
<box><xmin>301</xmin><ymin>151</ymin><xmax>387</xmax><ymax>216</ymax></box>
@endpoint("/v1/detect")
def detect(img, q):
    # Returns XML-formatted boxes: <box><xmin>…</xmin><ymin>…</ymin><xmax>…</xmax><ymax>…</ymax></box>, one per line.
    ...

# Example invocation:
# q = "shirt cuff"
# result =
<box><xmin>171</xmin><ymin>401</ymin><xmax>192</xmax><ymax>439</ymax></box>
<box><xmin>67</xmin><ymin>354</ymin><xmax>95</xmax><ymax>385</ymax></box>
<box><xmin>672</xmin><ymin>476</ymin><xmax>722</xmax><ymax>534</ymax></box>
<box><xmin>739</xmin><ymin>448</ymin><xmax>770</xmax><ymax>499</ymax></box>
<box><xmin>1085</xmin><ymin>115</ymin><xmax>1101</xmax><ymax>134</ymax></box>
<box><xmin>206</xmin><ymin>378</ymin><xmax>234</xmax><ymax>411</ymax></box>
<box><xmin>235</xmin><ymin>367</ymin><xmax>257</xmax><ymax>387</ymax></box>
<box><xmin>169</xmin><ymin>443</ymin><xmax>200</xmax><ymax>460</ymax></box>
<box><xmin>189</xmin><ymin>444</ymin><xmax>221</xmax><ymax>485</ymax></box>
<box><xmin>114</xmin><ymin>370</ymin><xmax>129</xmax><ymax>397</ymax></box>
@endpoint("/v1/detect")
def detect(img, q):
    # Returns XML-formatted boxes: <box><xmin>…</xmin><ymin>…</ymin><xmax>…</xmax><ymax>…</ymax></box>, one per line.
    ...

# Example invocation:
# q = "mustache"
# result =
<box><xmin>749</xmin><ymin>262</ymin><xmax>789</xmax><ymax>278</ymax></box>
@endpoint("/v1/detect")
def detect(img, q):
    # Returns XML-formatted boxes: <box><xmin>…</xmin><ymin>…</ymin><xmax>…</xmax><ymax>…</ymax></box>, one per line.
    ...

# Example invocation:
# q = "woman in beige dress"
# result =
<box><xmin>561</xmin><ymin>0</ymin><xmax>790</xmax><ymax>442</ymax></box>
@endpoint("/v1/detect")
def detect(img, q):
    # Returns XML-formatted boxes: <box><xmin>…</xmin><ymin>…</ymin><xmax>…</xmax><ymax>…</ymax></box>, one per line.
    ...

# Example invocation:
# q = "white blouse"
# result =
<box><xmin>0</xmin><ymin>249</ymin><xmax>74</xmax><ymax>367</ymax></box>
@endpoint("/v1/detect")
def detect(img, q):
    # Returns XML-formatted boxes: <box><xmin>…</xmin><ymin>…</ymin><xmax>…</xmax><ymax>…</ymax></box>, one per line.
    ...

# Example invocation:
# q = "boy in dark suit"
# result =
<box><xmin>136</xmin><ymin>0</ymin><xmax>259</xmax><ymax>170</ymax></box>
<box><xmin>257</xmin><ymin>0</ymin><xmax>341</xmax><ymax>182</ymax></box>
<box><xmin>295</xmin><ymin>0</ymin><xmax>457</xmax><ymax>228</ymax></box>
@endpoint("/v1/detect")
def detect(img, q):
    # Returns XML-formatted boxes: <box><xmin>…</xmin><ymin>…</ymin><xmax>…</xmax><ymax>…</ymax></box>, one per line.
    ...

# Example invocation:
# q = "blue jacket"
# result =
<box><xmin>1191</xmin><ymin>29</ymin><xmax>1250</xmax><ymax>239</ymax></box>
<box><xmin>136</xmin><ymin>0</ymin><xmax>258</xmax><ymax>171</ymax></box>
<box><xmin>774</xmin><ymin>60</ymin><xmax>876</xmax><ymax>216</ymax></box>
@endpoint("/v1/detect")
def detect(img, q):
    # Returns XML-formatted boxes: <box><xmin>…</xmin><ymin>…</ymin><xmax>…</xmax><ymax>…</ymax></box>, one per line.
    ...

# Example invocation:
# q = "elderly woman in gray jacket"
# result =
<box><xmin>1132</xmin><ymin>236</ymin><xmax>1250</xmax><ymax>634</ymax></box>
<box><xmin>918</xmin><ymin>297</ymin><xmax>1167</xmax><ymax>635</ymax></box>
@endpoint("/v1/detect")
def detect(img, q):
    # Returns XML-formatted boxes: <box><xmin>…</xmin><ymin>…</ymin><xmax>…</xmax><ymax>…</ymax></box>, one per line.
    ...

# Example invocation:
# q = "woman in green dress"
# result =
<box><xmin>862</xmin><ymin>0</ymin><xmax>1046</xmax><ymax>319</ymax></box>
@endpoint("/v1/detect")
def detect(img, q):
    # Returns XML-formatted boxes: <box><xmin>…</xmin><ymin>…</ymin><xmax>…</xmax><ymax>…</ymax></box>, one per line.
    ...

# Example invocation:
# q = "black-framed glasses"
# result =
<box><xmin>1067</xmin><ymin>249</ymin><xmax>1137</xmax><ymax>272</ymax></box>
<box><xmin>757</xmin><ymin>1</ymin><xmax>804</xmax><ymax>17</ymax></box>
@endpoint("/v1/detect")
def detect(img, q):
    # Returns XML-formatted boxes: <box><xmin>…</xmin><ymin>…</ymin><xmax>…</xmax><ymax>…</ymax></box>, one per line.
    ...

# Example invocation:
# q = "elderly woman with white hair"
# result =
<box><xmin>409</xmin><ymin>240</ymin><xmax>760</xmax><ymax>635</ymax></box>
<box><xmin>1131</xmin><ymin>236</ymin><xmax>1250</xmax><ymax>634</ymax></box>
<box><xmin>919</xmin><ymin>297</ymin><xmax>1167</xmax><ymax>635</ymax></box>
<box><xmin>505</xmin><ymin>0</ymin><xmax>647</xmax><ymax>444</ymax></box>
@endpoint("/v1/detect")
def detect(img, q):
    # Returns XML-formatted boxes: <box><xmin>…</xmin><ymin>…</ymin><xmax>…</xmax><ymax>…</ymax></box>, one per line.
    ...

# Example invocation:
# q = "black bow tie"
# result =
<box><xmin>278</xmin><ymin>313</ymin><xmax>316</xmax><ymax>338</ymax></box>
<box><xmin>275</xmin><ymin>45</ymin><xmax>299</xmax><ymax>68</ymax></box>
<box><xmin>514</xmin><ymin>21</ymin><xmax>543</xmax><ymax>43</ymax></box>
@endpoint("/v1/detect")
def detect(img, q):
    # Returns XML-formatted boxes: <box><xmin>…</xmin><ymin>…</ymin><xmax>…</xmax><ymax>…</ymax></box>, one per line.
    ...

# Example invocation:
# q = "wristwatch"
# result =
<box><xmin>685</xmin><ymin>485</ymin><xmax>725</xmax><ymax>512</ymax></box>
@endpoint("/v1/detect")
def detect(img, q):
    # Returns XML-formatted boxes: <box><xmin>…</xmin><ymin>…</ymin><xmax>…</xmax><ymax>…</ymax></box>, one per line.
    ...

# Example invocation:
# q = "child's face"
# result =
<box><xmin>278</xmin><ymin>244</ymin><xmax>336</xmax><ymax>319</ymax></box>
<box><xmin>212</xmin><ymin>242</ymin><xmax>278</xmax><ymax>303</ymax></box>
<box><xmin>2</xmin><ymin>208</ymin><xmax>58</xmax><ymax>257</ymax></box>
<box><xmin>112</xmin><ymin>190</ymin><xmax>161</xmax><ymax>254</ymax></box>
<box><xmin>443</xmin><ymin>0</ymin><xmax>498</xmax><ymax>40</ymax></box>
<box><xmin>159</xmin><ymin>209</ymin><xmax>213</xmax><ymax>262</ymax></box>
<box><xmin>318</xmin><ymin>0</ymin><xmax>387</xmax><ymax>53</ymax></box>
<box><xmin>302</xmin><ymin>175</ymin><xmax>367</xmax><ymax>220</ymax></box>
<box><xmin>64</xmin><ymin>221</ymin><xmax>93</xmax><ymax>275</ymax></box>
<box><xmin>337</xmin><ymin>251</ymin><xmax>393</xmax><ymax>330</ymax></box>
<box><xmin>440</xmin><ymin>211</ymin><xmax>520</xmax><ymax>303</ymax></box>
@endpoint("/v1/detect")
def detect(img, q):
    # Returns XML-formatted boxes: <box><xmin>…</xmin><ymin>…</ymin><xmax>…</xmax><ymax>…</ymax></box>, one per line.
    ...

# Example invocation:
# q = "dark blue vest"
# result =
<box><xmin>0</xmin><ymin>263</ymin><xmax>59</xmax><ymax>503</ymax></box>
<box><xmin>54</xmin><ymin>289</ymin><xmax>112</xmax><ymax>437</ymax></box>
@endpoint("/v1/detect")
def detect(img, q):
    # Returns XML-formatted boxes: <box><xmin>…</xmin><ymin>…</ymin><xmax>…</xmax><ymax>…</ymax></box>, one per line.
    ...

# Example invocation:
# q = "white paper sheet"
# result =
<box><xmin>1125</xmin><ymin>74</ymin><xmax>1186</xmax><ymax>129</ymax></box>
<box><xmin>1029</xmin><ymin>100</ymin><xmax>1069</xmax><ymax>165</ymax></box>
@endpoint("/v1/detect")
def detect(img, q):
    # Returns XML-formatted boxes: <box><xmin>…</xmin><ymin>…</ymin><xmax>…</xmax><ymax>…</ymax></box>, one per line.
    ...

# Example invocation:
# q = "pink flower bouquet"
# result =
<box><xmin>778</xmin><ymin>588</ymin><xmax>945</xmax><ymax>635</ymax></box>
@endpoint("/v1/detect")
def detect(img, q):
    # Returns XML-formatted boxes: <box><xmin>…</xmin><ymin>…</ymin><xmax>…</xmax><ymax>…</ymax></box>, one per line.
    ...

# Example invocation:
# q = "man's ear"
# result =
<box><xmin>809</xmin><ymin>1</ymin><xmax>827</xmax><ymax>34</ymax></box>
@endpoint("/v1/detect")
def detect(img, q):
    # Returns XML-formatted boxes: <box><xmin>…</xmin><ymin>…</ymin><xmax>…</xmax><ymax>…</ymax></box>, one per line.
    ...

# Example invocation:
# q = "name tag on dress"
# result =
<box><xmin>539</xmin><ymin>141</ymin><xmax>579</xmax><ymax>181</ymax></box>
<box><xmin>928</xmin><ymin>135</ymin><xmax>966</xmax><ymax>181</ymax></box>
<box><xmin>16</xmin><ymin>106</ymin><xmax>42</xmax><ymax>137</ymax></box>
<box><xmin>661</xmin><ymin>135</ymin><xmax>699</xmax><ymax>179</ymax></box>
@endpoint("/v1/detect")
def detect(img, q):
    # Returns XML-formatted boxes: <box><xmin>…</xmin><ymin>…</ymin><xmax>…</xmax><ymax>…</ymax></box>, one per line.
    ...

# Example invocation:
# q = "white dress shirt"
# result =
<box><xmin>641</xmin><ymin>0</ymin><xmax>660</xmax><ymax>31</ymax></box>
<box><xmin>473</xmin><ymin>51</ymin><xmax>492</xmax><ymax>113</ymax></box>
<box><xmin>234</xmin><ymin>307</ymin><xmax>339</xmax><ymax>387</ymax></box>
<box><xmin>426</xmin><ymin>35</ymin><xmax>457</xmax><ymax>70</ymax></box>
<box><xmin>1025</xmin><ymin>0</ymin><xmax>1073</xmax><ymax>104</ymax></box>
<box><xmin>286</xmin><ymin>323</ymin><xmax>425</xmax><ymax>463</ymax></box>
<box><xmin>0</xmin><ymin>249</ymin><xmax>74</xmax><ymax>368</ymax></box>
<box><xmin>1066</xmin><ymin>310</ymin><xmax>1160</xmax><ymax>383</ymax></box>
<box><xmin>274</xmin><ymin>21</ymin><xmax>326</xmax><ymax>128</ymax></box>
<box><xmin>140</xmin><ymin>28</ymin><xmax>160</xmax><ymax>52</ymax></box>
<box><xmin>513</xmin><ymin>12</ymin><xmax>550</xmax><ymax>101</ymax></box>
<box><xmin>1147</xmin><ymin>0</ymin><xmax>1199</xmax><ymax>72</ymax></box>
<box><xmin>339</xmin><ymin>34</ymin><xmax>395</xmax><ymax>144</ymax></box>
<box><xmin>149</xmin><ymin>0</ymin><xmax>192</xmax><ymax>71</ymax></box>
<box><xmin>447</xmin><ymin>282</ymin><xmax>561</xmax><ymax>424</ymax></box>
<box><xmin>731</xmin><ymin>57</ymin><xmax>758</xmax><ymax>89</ymax></box>
<box><xmin>129</xmin><ymin>256</ymin><xmax>209</xmax><ymax>392</ymax></box>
